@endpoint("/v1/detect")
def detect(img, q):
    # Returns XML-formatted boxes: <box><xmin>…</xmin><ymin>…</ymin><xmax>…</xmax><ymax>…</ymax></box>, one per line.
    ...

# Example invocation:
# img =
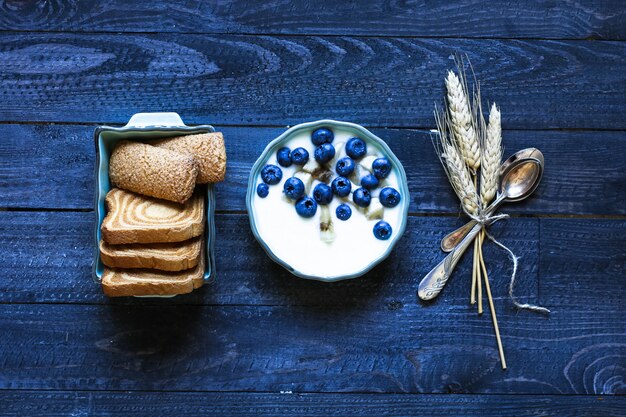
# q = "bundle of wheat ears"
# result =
<box><xmin>434</xmin><ymin>63</ymin><xmax>507</xmax><ymax>368</ymax></box>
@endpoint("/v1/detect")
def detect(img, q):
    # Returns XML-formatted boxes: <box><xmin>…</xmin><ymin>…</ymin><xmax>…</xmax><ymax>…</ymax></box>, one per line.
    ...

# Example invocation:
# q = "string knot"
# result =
<box><xmin>466</xmin><ymin>207</ymin><xmax>550</xmax><ymax>315</ymax></box>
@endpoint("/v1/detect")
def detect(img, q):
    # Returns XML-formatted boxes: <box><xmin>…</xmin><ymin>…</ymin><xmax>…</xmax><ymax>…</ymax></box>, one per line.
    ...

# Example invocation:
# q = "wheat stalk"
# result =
<box><xmin>434</xmin><ymin>108</ymin><xmax>479</xmax><ymax>216</ymax></box>
<box><xmin>481</xmin><ymin>103</ymin><xmax>502</xmax><ymax>205</ymax></box>
<box><xmin>445</xmin><ymin>70</ymin><xmax>481</xmax><ymax>172</ymax></box>
<box><xmin>433</xmin><ymin>59</ymin><xmax>508</xmax><ymax>370</ymax></box>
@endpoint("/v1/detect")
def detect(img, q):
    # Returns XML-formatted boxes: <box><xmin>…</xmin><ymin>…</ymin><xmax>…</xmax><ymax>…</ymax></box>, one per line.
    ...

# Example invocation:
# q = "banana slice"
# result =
<box><xmin>359</xmin><ymin>155</ymin><xmax>378</xmax><ymax>173</ymax></box>
<box><xmin>319</xmin><ymin>205</ymin><xmax>336</xmax><ymax>244</ymax></box>
<box><xmin>366</xmin><ymin>197</ymin><xmax>384</xmax><ymax>220</ymax></box>
<box><xmin>329</xmin><ymin>142</ymin><xmax>345</xmax><ymax>168</ymax></box>
<box><xmin>302</xmin><ymin>158</ymin><xmax>332</xmax><ymax>183</ymax></box>
<box><xmin>313</xmin><ymin>167</ymin><xmax>333</xmax><ymax>184</ymax></box>
<box><xmin>349</xmin><ymin>164</ymin><xmax>362</xmax><ymax>186</ymax></box>
<box><xmin>302</xmin><ymin>158</ymin><xmax>320</xmax><ymax>174</ymax></box>
<box><xmin>293</xmin><ymin>171</ymin><xmax>313</xmax><ymax>195</ymax></box>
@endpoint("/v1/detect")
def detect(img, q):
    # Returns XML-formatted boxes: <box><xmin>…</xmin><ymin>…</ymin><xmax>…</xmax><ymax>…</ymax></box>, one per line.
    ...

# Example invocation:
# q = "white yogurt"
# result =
<box><xmin>251</xmin><ymin>127</ymin><xmax>405</xmax><ymax>280</ymax></box>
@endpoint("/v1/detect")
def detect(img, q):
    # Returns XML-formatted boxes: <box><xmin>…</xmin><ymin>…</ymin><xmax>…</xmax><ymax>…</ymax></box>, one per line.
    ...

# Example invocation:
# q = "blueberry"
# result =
<box><xmin>276</xmin><ymin>147</ymin><xmax>292</xmax><ymax>167</ymax></box>
<box><xmin>331</xmin><ymin>176</ymin><xmax>352</xmax><ymax>197</ymax></box>
<box><xmin>313</xmin><ymin>183</ymin><xmax>333</xmax><ymax>205</ymax></box>
<box><xmin>372</xmin><ymin>157</ymin><xmax>392</xmax><ymax>179</ymax></box>
<box><xmin>314</xmin><ymin>143</ymin><xmax>335</xmax><ymax>164</ymax></box>
<box><xmin>256</xmin><ymin>183</ymin><xmax>269</xmax><ymax>198</ymax></box>
<box><xmin>283</xmin><ymin>177</ymin><xmax>305</xmax><ymax>200</ymax></box>
<box><xmin>295</xmin><ymin>196</ymin><xmax>317</xmax><ymax>218</ymax></box>
<box><xmin>379</xmin><ymin>187</ymin><xmax>401</xmax><ymax>208</ymax></box>
<box><xmin>353</xmin><ymin>187</ymin><xmax>371</xmax><ymax>207</ymax></box>
<box><xmin>261</xmin><ymin>164</ymin><xmax>283</xmax><ymax>185</ymax></box>
<box><xmin>373</xmin><ymin>220</ymin><xmax>392</xmax><ymax>240</ymax></box>
<box><xmin>290</xmin><ymin>147</ymin><xmax>309</xmax><ymax>165</ymax></box>
<box><xmin>345</xmin><ymin>137</ymin><xmax>367</xmax><ymax>159</ymax></box>
<box><xmin>311</xmin><ymin>127</ymin><xmax>334</xmax><ymax>145</ymax></box>
<box><xmin>335</xmin><ymin>157</ymin><xmax>355</xmax><ymax>177</ymax></box>
<box><xmin>336</xmin><ymin>204</ymin><xmax>352</xmax><ymax>221</ymax></box>
<box><xmin>360</xmin><ymin>174</ymin><xmax>379</xmax><ymax>190</ymax></box>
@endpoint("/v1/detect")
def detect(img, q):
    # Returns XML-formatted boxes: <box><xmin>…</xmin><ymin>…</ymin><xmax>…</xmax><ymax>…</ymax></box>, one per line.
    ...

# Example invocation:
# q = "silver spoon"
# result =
<box><xmin>440</xmin><ymin>148</ymin><xmax>544</xmax><ymax>252</ymax></box>
<box><xmin>418</xmin><ymin>151</ymin><xmax>544</xmax><ymax>301</ymax></box>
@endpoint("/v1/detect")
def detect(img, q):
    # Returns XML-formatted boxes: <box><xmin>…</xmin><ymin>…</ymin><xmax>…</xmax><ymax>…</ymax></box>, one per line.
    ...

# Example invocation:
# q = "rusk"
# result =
<box><xmin>109</xmin><ymin>140</ymin><xmax>198</xmax><ymax>203</ymax></box>
<box><xmin>99</xmin><ymin>236</ymin><xmax>202</xmax><ymax>271</ymax></box>
<box><xmin>101</xmin><ymin>247</ymin><xmax>205</xmax><ymax>297</ymax></box>
<box><xmin>153</xmin><ymin>132</ymin><xmax>226</xmax><ymax>184</ymax></box>
<box><xmin>101</xmin><ymin>188</ymin><xmax>204</xmax><ymax>244</ymax></box>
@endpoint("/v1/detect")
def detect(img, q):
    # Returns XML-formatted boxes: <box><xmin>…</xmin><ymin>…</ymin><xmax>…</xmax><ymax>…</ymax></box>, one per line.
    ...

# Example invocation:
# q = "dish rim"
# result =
<box><xmin>246</xmin><ymin>119</ymin><xmax>410</xmax><ymax>282</ymax></box>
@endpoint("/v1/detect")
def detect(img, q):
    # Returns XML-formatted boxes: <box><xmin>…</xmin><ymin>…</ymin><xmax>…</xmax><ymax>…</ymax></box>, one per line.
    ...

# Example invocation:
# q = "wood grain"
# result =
<box><xmin>0</xmin><ymin>0</ymin><xmax>624</xmax><ymax>411</ymax></box>
<box><xmin>0</xmin><ymin>34</ymin><xmax>624</xmax><ymax>128</ymax></box>
<box><xmin>1</xmin><ymin>212</ymin><xmax>624</xmax><ymax>309</ymax></box>
<box><xmin>540</xmin><ymin>219</ymin><xmax>626</xmax><ymax>309</ymax></box>
<box><xmin>1</xmin><ymin>124</ymin><xmax>625</xmax><ymax>215</ymax></box>
<box><xmin>0</xmin><ymin>391</ymin><xmax>623</xmax><ymax>416</ymax></box>
<box><xmin>0</xmin><ymin>300</ymin><xmax>623</xmax><ymax>394</ymax></box>
<box><xmin>0</xmin><ymin>0</ymin><xmax>624</xmax><ymax>40</ymax></box>
<box><xmin>0</xmin><ymin>211</ymin><xmax>540</xmax><ymax>306</ymax></box>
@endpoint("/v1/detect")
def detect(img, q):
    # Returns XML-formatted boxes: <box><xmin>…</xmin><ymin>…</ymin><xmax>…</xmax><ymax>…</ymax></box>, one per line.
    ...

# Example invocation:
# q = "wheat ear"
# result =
<box><xmin>433</xmin><ymin>108</ymin><xmax>479</xmax><ymax>216</ymax></box>
<box><xmin>479</xmin><ymin>232</ymin><xmax>507</xmax><ymax>369</ymax></box>
<box><xmin>445</xmin><ymin>70</ymin><xmax>480</xmax><ymax>172</ymax></box>
<box><xmin>481</xmin><ymin>103</ymin><xmax>502</xmax><ymax>205</ymax></box>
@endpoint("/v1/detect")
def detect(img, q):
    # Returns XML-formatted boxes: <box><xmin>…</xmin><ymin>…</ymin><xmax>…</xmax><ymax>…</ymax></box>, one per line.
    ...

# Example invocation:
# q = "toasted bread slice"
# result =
<box><xmin>153</xmin><ymin>132</ymin><xmax>226</xmax><ymax>184</ymax></box>
<box><xmin>109</xmin><ymin>140</ymin><xmax>198</xmax><ymax>203</ymax></box>
<box><xmin>101</xmin><ymin>188</ymin><xmax>204</xmax><ymax>244</ymax></box>
<box><xmin>102</xmin><ymin>247</ymin><xmax>205</xmax><ymax>297</ymax></box>
<box><xmin>99</xmin><ymin>236</ymin><xmax>202</xmax><ymax>271</ymax></box>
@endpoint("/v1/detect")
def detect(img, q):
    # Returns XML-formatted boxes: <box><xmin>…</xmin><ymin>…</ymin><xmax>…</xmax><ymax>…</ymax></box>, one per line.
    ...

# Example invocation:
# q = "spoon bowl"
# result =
<box><xmin>421</xmin><ymin>149</ymin><xmax>545</xmax><ymax>300</ymax></box>
<box><xmin>498</xmin><ymin>148</ymin><xmax>543</xmax><ymax>201</ymax></box>
<box><xmin>498</xmin><ymin>157</ymin><xmax>543</xmax><ymax>202</ymax></box>
<box><xmin>439</xmin><ymin>148</ymin><xmax>544</xmax><ymax>252</ymax></box>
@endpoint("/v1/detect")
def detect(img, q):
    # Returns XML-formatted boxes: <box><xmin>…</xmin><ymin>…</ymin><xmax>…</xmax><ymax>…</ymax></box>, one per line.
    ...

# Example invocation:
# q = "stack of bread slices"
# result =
<box><xmin>99</xmin><ymin>133</ymin><xmax>226</xmax><ymax>297</ymax></box>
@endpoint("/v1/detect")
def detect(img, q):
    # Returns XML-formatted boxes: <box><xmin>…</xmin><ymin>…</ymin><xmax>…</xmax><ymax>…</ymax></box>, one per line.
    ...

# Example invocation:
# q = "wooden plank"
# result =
<box><xmin>539</xmin><ymin>219</ymin><xmax>626</xmax><ymax>308</ymax></box>
<box><xmin>1</xmin><ymin>0</ymin><xmax>624</xmax><ymax>40</ymax></box>
<box><xmin>0</xmin><ymin>34</ymin><xmax>624</xmax><ymax>129</ymax></box>
<box><xmin>1</xmin><ymin>124</ymin><xmax>625</xmax><ymax>215</ymax></box>
<box><xmin>0</xmin><ymin>298</ymin><xmax>623</xmax><ymax>394</ymax></box>
<box><xmin>2</xmin><ymin>212</ymin><xmax>624</xmax><ymax>309</ymax></box>
<box><xmin>0</xmin><ymin>211</ymin><xmax>540</xmax><ymax>306</ymax></box>
<box><xmin>0</xmin><ymin>391</ymin><xmax>623</xmax><ymax>417</ymax></box>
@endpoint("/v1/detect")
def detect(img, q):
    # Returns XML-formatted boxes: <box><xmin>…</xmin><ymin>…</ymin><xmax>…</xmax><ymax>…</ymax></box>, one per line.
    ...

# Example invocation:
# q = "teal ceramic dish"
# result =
<box><xmin>93</xmin><ymin>112</ymin><xmax>217</xmax><ymax>291</ymax></box>
<box><xmin>246</xmin><ymin>120</ymin><xmax>410</xmax><ymax>282</ymax></box>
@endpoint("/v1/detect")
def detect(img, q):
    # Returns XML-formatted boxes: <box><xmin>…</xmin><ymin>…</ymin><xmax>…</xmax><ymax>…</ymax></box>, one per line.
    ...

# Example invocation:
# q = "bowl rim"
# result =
<box><xmin>246</xmin><ymin>119</ymin><xmax>410</xmax><ymax>282</ymax></box>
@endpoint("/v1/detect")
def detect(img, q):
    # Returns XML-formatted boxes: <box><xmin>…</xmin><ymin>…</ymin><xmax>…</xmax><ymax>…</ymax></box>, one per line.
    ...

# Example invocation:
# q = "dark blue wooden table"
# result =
<box><xmin>1</xmin><ymin>1</ymin><xmax>625</xmax><ymax>415</ymax></box>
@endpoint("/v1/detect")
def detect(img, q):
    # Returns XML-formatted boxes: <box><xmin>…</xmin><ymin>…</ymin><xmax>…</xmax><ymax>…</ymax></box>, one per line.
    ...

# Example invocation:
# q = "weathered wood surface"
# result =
<box><xmin>0</xmin><ymin>391</ymin><xmax>623</xmax><ymax>417</ymax></box>
<box><xmin>1</xmin><ymin>209</ymin><xmax>624</xmax><ymax>396</ymax></box>
<box><xmin>0</xmin><ymin>299</ymin><xmax>623</xmax><ymax>394</ymax></box>
<box><xmin>1</xmin><ymin>213</ymin><xmax>620</xmax><ymax>307</ymax></box>
<box><xmin>0</xmin><ymin>211</ymin><xmax>543</xmax><ymax>305</ymax></box>
<box><xmin>1</xmin><ymin>124</ymin><xmax>625</xmax><ymax>215</ymax></box>
<box><xmin>1</xmin><ymin>0</ymin><xmax>624</xmax><ymax>40</ymax></box>
<box><xmin>0</xmin><ymin>34</ymin><xmax>624</xmax><ymax>129</ymax></box>
<box><xmin>1</xmin><ymin>0</ymin><xmax>625</xmax><ymax>412</ymax></box>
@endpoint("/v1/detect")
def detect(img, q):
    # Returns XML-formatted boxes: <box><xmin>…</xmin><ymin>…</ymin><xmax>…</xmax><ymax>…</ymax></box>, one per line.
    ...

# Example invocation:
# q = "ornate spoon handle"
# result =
<box><xmin>440</xmin><ymin>219</ymin><xmax>479</xmax><ymax>252</ymax></box>
<box><xmin>440</xmin><ymin>193</ymin><xmax>506</xmax><ymax>252</ymax></box>
<box><xmin>418</xmin><ymin>222</ymin><xmax>482</xmax><ymax>300</ymax></box>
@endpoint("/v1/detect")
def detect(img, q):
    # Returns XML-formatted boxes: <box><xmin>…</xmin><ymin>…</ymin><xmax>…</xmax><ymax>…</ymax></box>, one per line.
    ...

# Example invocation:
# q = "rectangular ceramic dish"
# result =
<box><xmin>93</xmin><ymin>112</ymin><xmax>217</xmax><ymax>290</ymax></box>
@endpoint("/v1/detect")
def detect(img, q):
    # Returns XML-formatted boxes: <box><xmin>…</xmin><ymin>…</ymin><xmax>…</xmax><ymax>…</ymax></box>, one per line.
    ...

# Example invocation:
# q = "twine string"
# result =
<box><xmin>465</xmin><ymin>209</ymin><xmax>551</xmax><ymax>315</ymax></box>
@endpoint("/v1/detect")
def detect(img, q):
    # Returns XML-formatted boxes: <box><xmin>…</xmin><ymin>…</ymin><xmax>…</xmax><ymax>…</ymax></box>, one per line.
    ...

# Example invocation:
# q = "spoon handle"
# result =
<box><xmin>418</xmin><ymin>222</ymin><xmax>482</xmax><ymax>300</ymax></box>
<box><xmin>440</xmin><ymin>194</ymin><xmax>506</xmax><ymax>252</ymax></box>
<box><xmin>440</xmin><ymin>219</ymin><xmax>478</xmax><ymax>252</ymax></box>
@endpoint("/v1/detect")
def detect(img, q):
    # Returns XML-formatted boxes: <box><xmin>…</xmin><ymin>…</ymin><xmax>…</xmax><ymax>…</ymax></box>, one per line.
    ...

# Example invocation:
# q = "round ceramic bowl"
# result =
<box><xmin>246</xmin><ymin>120</ymin><xmax>410</xmax><ymax>282</ymax></box>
